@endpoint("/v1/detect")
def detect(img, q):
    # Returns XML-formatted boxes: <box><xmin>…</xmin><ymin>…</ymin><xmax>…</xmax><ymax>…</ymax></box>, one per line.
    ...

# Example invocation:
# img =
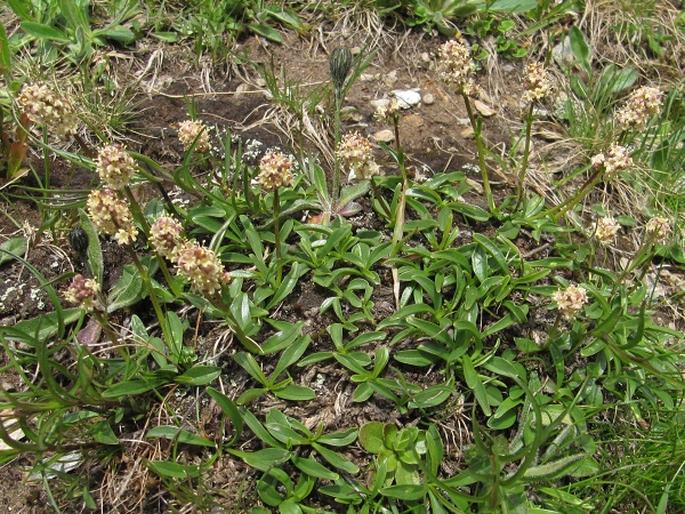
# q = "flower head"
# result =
<box><xmin>177</xmin><ymin>120</ymin><xmax>211</xmax><ymax>153</ymax></box>
<box><xmin>523</xmin><ymin>62</ymin><xmax>552</xmax><ymax>103</ymax></box>
<box><xmin>591</xmin><ymin>144</ymin><xmax>633</xmax><ymax>179</ymax></box>
<box><xmin>615</xmin><ymin>86</ymin><xmax>663</xmax><ymax>130</ymax></box>
<box><xmin>96</xmin><ymin>144</ymin><xmax>136</xmax><ymax>189</ymax></box>
<box><xmin>17</xmin><ymin>82</ymin><xmax>78</xmax><ymax>137</ymax></box>
<box><xmin>593</xmin><ymin>217</ymin><xmax>620</xmax><ymax>245</ymax></box>
<box><xmin>645</xmin><ymin>216</ymin><xmax>671</xmax><ymax>243</ymax></box>
<box><xmin>150</xmin><ymin>216</ymin><xmax>186</xmax><ymax>262</ymax></box>
<box><xmin>176</xmin><ymin>243</ymin><xmax>230</xmax><ymax>295</ymax></box>
<box><xmin>437</xmin><ymin>34</ymin><xmax>477</xmax><ymax>96</ymax></box>
<box><xmin>553</xmin><ymin>284</ymin><xmax>588</xmax><ymax>319</ymax></box>
<box><xmin>64</xmin><ymin>274</ymin><xmax>100</xmax><ymax>311</ymax></box>
<box><xmin>86</xmin><ymin>188</ymin><xmax>139</xmax><ymax>245</ymax></box>
<box><xmin>257</xmin><ymin>151</ymin><xmax>294</xmax><ymax>191</ymax></box>
<box><xmin>374</xmin><ymin>97</ymin><xmax>401</xmax><ymax>122</ymax></box>
<box><xmin>337</xmin><ymin>132</ymin><xmax>381</xmax><ymax>181</ymax></box>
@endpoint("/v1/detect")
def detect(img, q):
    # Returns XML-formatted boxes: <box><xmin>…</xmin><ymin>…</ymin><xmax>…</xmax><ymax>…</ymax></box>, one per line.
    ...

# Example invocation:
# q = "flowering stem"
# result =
<box><xmin>273</xmin><ymin>188</ymin><xmax>284</xmax><ymax>286</ymax></box>
<box><xmin>128</xmin><ymin>249</ymin><xmax>172</xmax><ymax>350</ymax></box>
<box><xmin>463</xmin><ymin>94</ymin><xmax>495</xmax><ymax>213</ymax></box>
<box><xmin>332</xmin><ymin>93</ymin><xmax>343</xmax><ymax>205</ymax></box>
<box><xmin>543</xmin><ymin>167</ymin><xmax>603</xmax><ymax>220</ymax></box>
<box><xmin>92</xmin><ymin>311</ymin><xmax>128</xmax><ymax>360</ymax></box>
<box><xmin>515</xmin><ymin>104</ymin><xmax>535</xmax><ymax>211</ymax></box>
<box><xmin>123</xmin><ymin>186</ymin><xmax>180</xmax><ymax>297</ymax></box>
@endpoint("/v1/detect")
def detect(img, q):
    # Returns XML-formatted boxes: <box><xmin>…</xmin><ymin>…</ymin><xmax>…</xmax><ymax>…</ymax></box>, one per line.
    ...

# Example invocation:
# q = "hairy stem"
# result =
<box><xmin>463</xmin><ymin>94</ymin><xmax>495</xmax><ymax>213</ymax></box>
<box><xmin>515</xmin><ymin>104</ymin><xmax>535</xmax><ymax>211</ymax></box>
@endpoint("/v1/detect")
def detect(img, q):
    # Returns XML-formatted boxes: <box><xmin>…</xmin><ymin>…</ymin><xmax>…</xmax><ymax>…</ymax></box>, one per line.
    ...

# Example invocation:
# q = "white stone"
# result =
<box><xmin>392</xmin><ymin>89</ymin><xmax>421</xmax><ymax>109</ymax></box>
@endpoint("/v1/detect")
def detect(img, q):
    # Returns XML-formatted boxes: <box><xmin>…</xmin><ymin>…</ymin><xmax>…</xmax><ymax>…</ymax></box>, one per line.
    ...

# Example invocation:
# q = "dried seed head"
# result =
<box><xmin>645</xmin><ymin>216</ymin><xmax>671</xmax><ymax>243</ymax></box>
<box><xmin>523</xmin><ymin>62</ymin><xmax>552</xmax><ymax>103</ymax></box>
<box><xmin>337</xmin><ymin>132</ymin><xmax>381</xmax><ymax>181</ymax></box>
<box><xmin>17</xmin><ymin>82</ymin><xmax>78</xmax><ymax>137</ymax></box>
<box><xmin>329</xmin><ymin>48</ymin><xmax>353</xmax><ymax>93</ymax></box>
<box><xmin>591</xmin><ymin>144</ymin><xmax>633</xmax><ymax>179</ymax></box>
<box><xmin>177</xmin><ymin>120</ymin><xmax>211</xmax><ymax>153</ymax></box>
<box><xmin>86</xmin><ymin>188</ymin><xmax>139</xmax><ymax>245</ymax></box>
<box><xmin>437</xmin><ymin>34</ymin><xmax>477</xmax><ymax>96</ymax></box>
<box><xmin>257</xmin><ymin>151</ymin><xmax>294</xmax><ymax>191</ymax></box>
<box><xmin>374</xmin><ymin>97</ymin><xmax>401</xmax><ymax>122</ymax></box>
<box><xmin>615</xmin><ymin>86</ymin><xmax>663</xmax><ymax>130</ymax></box>
<box><xmin>64</xmin><ymin>274</ymin><xmax>100</xmax><ymax>311</ymax></box>
<box><xmin>594</xmin><ymin>217</ymin><xmax>620</xmax><ymax>245</ymax></box>
<box><xmin>150</xmin><ymin>216</ymin><xmax>186</xmax><ymax>262</ymax></box>
<box><xmin>553</xmin><ymin>284</ymin><xmax>588</xmax><ymax>319</ymax></box>
<box><xmin>96</xmin><ymin>144</ymin><xmax>136</xmax><ymax>189</ymax></box>
<box><xmin>176</xmin><ymin>243</ymin><xmax>230</xmax><ymax>295</ymax></box>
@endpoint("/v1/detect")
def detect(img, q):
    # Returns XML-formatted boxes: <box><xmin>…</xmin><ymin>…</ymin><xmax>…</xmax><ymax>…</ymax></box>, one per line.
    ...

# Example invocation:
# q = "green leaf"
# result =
<box><xmin>8</xmin><ymin>308</ymin><xmax>82</xmax><ymax>342</ymax></box>
<box><xmin>463</xmin><ymin>355</ymin><xmax>491</xmax><ymax>416</ymax></box>
<box><xmin>90</xmin><ymin>420</ymin><xmax>119</xmax><ymax>445</ymax></box>
<box><xmin>380</xmin><ymin>484</ymin><xmax>426</xmax><ymax>500</ymax></box>
<box><xmin>207</xmin><ymin>387</ymin><xmax>243</xmax><ymax>444</ymax></box>
<box><xmin>312</xmin><ymin>442</ymin><xmax>359</xmax><ymax>474</ymax></box>
<box><xmin>408</xmin><ymin>384</ymin><xmax>452</xmax><ymax>409</ymax></box>
<box><xmin>0</xmin><ymin>237</ymin><xmax>27</xmax><ymax>266</ymax></box>
<box><xmin>102</xmin><ymin>378</ymin><xmax>165</xmax><ymax>399</ymax></box>
<box><xmin>248</xmin><ymin>23</ymin><xmax>284</xmax><ymax>43</ymax></box>
<box><xmin>274</xmin><ymin>384</ymin><xmax>315</xmax><ymax>401</ymax></box>
<box><xmin>21</xmin><ymin>22</ymin><xmax>69</xmax><ymax>42</ymax></box>
<box><xmin>524</xmin><ymin>453</ymin><xmax>586</xmax><ymax>480</ymax></box>
<box><xmin>107</xmin><ymin>264</ymin><xmax>144</xmax><ymax>313</ymax></box>
<box><xmin>359</xmin><ymin>422</ymin><xmax>385</xmax><ymax>453</ymax></box>
<box><xmin>488</xmin><ymin>0</ymin><xmax>537</xmax><ymax>12</ymax></box>
<box><xmin>230</xmin><ymin>448</ymin><xmax>291</xmax><ymax>472</ymax></box>
<box><xmin>568</xmin><ymin>26</ymin><xmax>591</xmax><ymax>73</ymax></box>
<box><xmin>0</xmin><ymin>22</ymin><xmax>11</xmax><ymax>76</ymax></box>
<box><xmin>175</xmin><ymin>365</ymin><xmax>221</xmax><ymax>386</ymax></box>
<box><xmin>147</xmin><ymin>460</ymin><xmax>199</xmax><ymax>479</ymax></box>
<box><xmin>78</xmin><ymin>210</ymin><xmax>103</xmax><ymax>283</ymax></box>
<box><xmin>292</xmin><ymin>456</ymin><xmax>339</xmax><ymax>480</ymax></box>
<box><xmin>147</xmin><ymin>425</ymin><xmax>215</xmax><ymax>447</ymax></box>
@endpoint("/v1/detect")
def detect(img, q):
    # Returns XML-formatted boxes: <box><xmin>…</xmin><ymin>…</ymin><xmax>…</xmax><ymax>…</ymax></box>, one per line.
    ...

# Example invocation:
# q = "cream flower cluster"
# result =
<box><xmin>150</xmin><ymin>215</ymin><xmax>230</xmax><ymax>295</ymax></box>
<box><xmin>96</xmin><ymin>144</ymin><xmax>136</xmax><ymax>190</ymax></box>
<box><xmin>64</xmin><ymin>274</ymin><xmax>100</xmax><ymax>311</ymax></box>
<box><xmin>645</xmin><ymin>216</ymin><xmax>671</xmax><ymax>243</ymax></box>
<box><xmin>338</xmin><ymin>132</ymin><xmax>381</xmax><ymax>181</ymax></box>
<box><xmin>593</xmin><ymin>217</ymin><xmax>620</xmax><ymax>245</ymax></box>
<box><xmin>176</xmin><ymin>244</ymin><xmax>231</xmax><ymax>295</ymax></box>
<box><xmin>437</xmin><ymin>34</ymin><xmax>477</xmax><ymax>96</ymax></box>
<box><xmin>615</xmin><ymin>86</ymin><xmax>663</xmax><ymax>130</ymax></box>
<box><xmin>17</xmin><ymin>82</ymin><xmax>78</xmax><ymax>137</ymax></box>
<box><xmin>86</xmin><ymin>188</ymin><xmax>139</xmax><ymax>245</ymax></box>
<box><xmin>591</xmin><ymin>144</ymin><xmax>633</xmax><ymax>179</ymax></box>
<box><xmin>553</xmin><ymin>284</ymin><xmax>588</xmax><ymax>319</ymax></box>
<box><xmin>257</xmin><ymin>151</ymin><xmax>294</xmax><ymax>191</ymax></box>
<box><xmin>150</xmin><ymin>216</ymin><xmax>186</xmax><ymax>262</ymax></box>
<box><xmin>177</xmin><ymin>119</ymin><xmax>211</xmax><ymax>153</ymax></box>
<box><xmin>374</xmin><ymin>98</ymin><xmax>401</xmax><ymax>122</ymax></box>
<box><xmin>523</xmin><ymin>62</ymin><xmax>552</xmax><ymax>103</ymax></box>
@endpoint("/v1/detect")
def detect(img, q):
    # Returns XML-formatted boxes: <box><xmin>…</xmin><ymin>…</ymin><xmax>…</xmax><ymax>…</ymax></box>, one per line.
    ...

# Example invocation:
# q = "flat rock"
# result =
<box><xmin>474</xmin><ymin>99</ymin><xmax>496</xmax><ymax>117</ymax></box>
<box><xmin>373</xmin><ymin>129</ymin><xmax>395</xmax><ymax>143</ymax></box>
<box><xmin>393</xmin><ymin>89</ymin><xmax>421</xmax><ymax>109</ymax></box>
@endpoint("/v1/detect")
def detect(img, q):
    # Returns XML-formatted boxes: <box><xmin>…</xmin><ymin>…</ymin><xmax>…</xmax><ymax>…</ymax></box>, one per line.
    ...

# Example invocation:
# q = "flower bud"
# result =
<box><xmin>329</xmin><ymin>48</ymin><xmax>353</xmax><ymax>94</ymax></box>
<box><xmin>150</xmin><ymin>216</ymin><xmax>186</xmax><ymax>262</ymax></box>
<box><xmin>64</xmin><ymin>274</ymin><xmax>100</xmax><ymax>311</ymax></box>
